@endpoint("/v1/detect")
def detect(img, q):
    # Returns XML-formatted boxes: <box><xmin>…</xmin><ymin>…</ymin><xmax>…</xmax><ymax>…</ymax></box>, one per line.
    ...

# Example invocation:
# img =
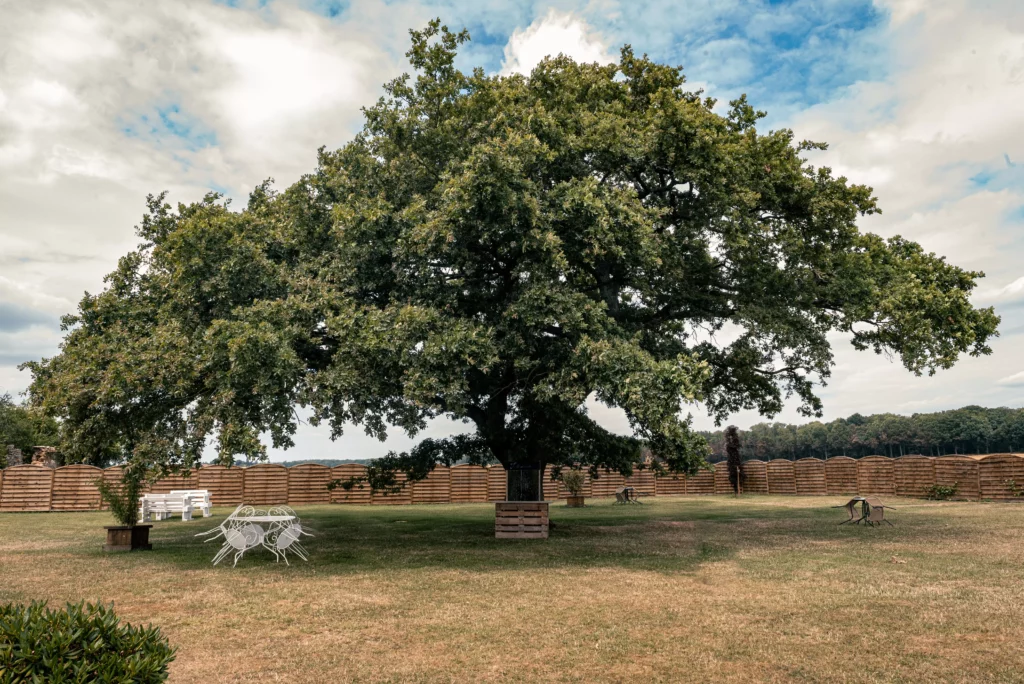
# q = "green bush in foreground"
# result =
<box><xmin>0</xmin><ymin>601</ymin><xmax>175</xmax><ymax>683</ymax></box>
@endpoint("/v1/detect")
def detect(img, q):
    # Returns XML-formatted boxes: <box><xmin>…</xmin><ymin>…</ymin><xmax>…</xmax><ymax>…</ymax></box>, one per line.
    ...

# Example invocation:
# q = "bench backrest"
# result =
<box><xmin>141</xmin><ymin>493</ymin><xmax>192</xmax><ymax>509</ymax></box>
<box><xmin>169</xmin><ymin>489</ymin><xmax>211</xmax><ymax>504</ymax></box>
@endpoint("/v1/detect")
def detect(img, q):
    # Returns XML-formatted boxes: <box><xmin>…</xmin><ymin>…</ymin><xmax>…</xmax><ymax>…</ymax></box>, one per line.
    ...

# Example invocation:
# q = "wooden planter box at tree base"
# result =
<box><xmin>495</xmin><ymin>502</ymin><xmax>549</xmax><ymax>539</ymax></box>
<box><xmin>103</xmin><ymin>525</ymin><xmax>152</xmax><ymax>552</ymax></box>
<box><xmin>565</xmin><ymin>496</ymin><xmax>585</xmax><ymax>508</ymax></box>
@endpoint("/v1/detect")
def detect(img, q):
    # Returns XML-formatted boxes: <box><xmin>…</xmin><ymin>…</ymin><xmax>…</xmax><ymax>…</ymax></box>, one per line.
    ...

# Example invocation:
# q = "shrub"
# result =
<box><xmin>927</xmin><ymin>483</ymin><xmax>958</xmax><ymax>500</ymax></box>
<box><xmin>560</xmin><ymin>469</ymin><xmax>586</xmax><ymax>497</ymax></box>
<box><xmin>1004</xmin><ymin>479</ymin><xmax>1023</xmax><ymax>497</ymax></box>
<box><xmin>0</xmin><ymin>601</ymin><xmax>175</xmax><ymax>683</ymax></box>
<box><xmin>95</xmin><ymin>466</ymin><xmax>146</xmax><ymax>527</ymax></box>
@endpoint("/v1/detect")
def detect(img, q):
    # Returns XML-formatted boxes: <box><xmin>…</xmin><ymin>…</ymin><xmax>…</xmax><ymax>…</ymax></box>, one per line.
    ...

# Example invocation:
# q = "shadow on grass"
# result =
<box><xmin>82</xmin><ymin>496</ymin><xmax>984</xmax><ymax>577</ymax></box>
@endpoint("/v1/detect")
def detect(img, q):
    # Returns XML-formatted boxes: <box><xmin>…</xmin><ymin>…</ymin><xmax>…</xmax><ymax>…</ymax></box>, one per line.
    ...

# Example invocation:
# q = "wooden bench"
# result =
<box><xmin>169</xmin><ymin>489</ymin><xmax>212</xmax><ymax>517</ymax></box>
<box><xmin>139</xmin><ymin>493</ymin><xmax>194</xmax><ymax>522</ymax></box>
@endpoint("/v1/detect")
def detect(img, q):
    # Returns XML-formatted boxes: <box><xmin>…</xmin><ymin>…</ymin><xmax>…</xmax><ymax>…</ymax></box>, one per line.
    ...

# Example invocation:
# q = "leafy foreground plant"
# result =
<box><xmin>23</xmin><ymin>21</ymin><xmax>999</xmax><ymax>492</ymax></box>
<box><xmin>95</xmin><ymin>465</ymin><xmax>146</xmax><ymax>527</ymax></box>
<box><xmin>0</xmin><ymin>601</ymin><xmax>175</xmax><ymax>683</ymax></box>
<box><xmin>927</xmin><ymin>483</ymin><xmax>959</xmax><ymax>500</ymax></box>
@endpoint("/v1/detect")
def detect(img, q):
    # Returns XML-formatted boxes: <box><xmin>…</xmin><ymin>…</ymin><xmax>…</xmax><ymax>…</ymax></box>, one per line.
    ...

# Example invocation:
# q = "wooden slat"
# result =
<box><xmin>0</xmin><ymin>465</ymin><xmax>54</xmax><ymax>512</ymax></box>
<box><xmin>486</xmin><ymin>465</ymin><xmax>506</xmax><ymax>502</ymax></box>
<box><xmin>330</xmin><ymin>464</ymin><xmax>370</xmax><ymax>504</ymax></box>
<box><xmin>150</xmin><ymin>471</ymin><xmax>198</xmax><ymax>494</ymax></box>
<box><xmin>655</xmin><ymin>474</ymin><xmax>685</xmax><ymax>496</ymax></box>
<box><xmin>412</xmin><ymin>466</ymin><xmax>451</xmax><ymax>504</ymax></box>
<box><xmin>625</xmin><ymin>469</ymin><xmax>656</xmax><ymax>496</ymax></box>
<box><xmin>824</xmin><ymin>457</ymin><xmax>858</xmax><ymax>495</ymax></box>
<box><xmin>857</xmin><ymin>456</ymin><xmax>895</xmax><ymax>495</ymax></box>
<box><xmin>542</xmin><ymin>464</ymin><xmax>561</xmax><ymax>501</ymax></box>
<box><xmin>794</xmin><ymin>458</ymin><xmax>826</xmax><ymax>495</ymax></box>
<box><xmin>243</xmin><ymin>464</ymin><xmax>288</xmax><ymax>505</ymax></box>
<box><xmin>687</xmin><ymin>469</ymin><xmax>715</xmax><ymax>495</ymax></box>
<box><xmin>287</xmin><ymin>463</ymin><xmax>332</xmax><ymax>505</ymax></box>
<box><xmin>50</xmin><ymin>465</ymin><xmax>103</xmax><ymax>511</ymax></box>
<box><xmin>934</xmin><ymin>456</ymin><xmax>980</xmax><ymax>500</ymax></box>
<box><xmin>740</xmin><ymin>460</ymin><xmax>769</xmax><ymax>494</ymax></box>
<box><xmin>894</xmin><ymin>456</ymin><xmax>936</xmax><ymax>498</ymax></box>
<box><xmin>766</xmin><ymin>459</ymin><xmax>796</xmax><ymax>495</ymax></box>
<box><xmin>372</xmin><ymin>471</ymin><xmax>411</xmax><ymax>505</ymax></box>
<box><xmin>713</xmin><ymin>461</ymin><xmax>731</xmax><ymax>494</ymax></box>
<box><xmin>495</xmin><ymin>502</ymin><xmax>548</xmax><ymax>539</ymax></box>
<box><xmin>450</xmin><ymin>465</ymin><xmax>488</xmax><ymax>503</ymax></box>
<box><xmin>590</xmin><ymin>468</ymin><xmax>625</xmax><ymax>498</ymax></box>
<box><xmin>197</xmin><ymin>465</ymin><xmax>244</xmax><ymax>506</ymax></box>
<box><xmin>978</xmin><ymin>454</ymin><xmax>1024</xmax><ymax>499</ymax></box>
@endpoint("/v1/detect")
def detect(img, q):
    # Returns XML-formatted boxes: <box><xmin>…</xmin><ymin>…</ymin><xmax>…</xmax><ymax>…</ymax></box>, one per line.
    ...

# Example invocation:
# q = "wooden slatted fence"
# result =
<box><xmin>894</xmin><ymin>456</ymin><xmax>935</xmax><ymax>498</ymax></box>
<box><xmin>824</xmin><ymin>457</ymin><xmax>858</xmax><ymax>495</ymax></box>
<box><xmin>197</xmin><ymin>466</ymin><xmax>244</xmax><ymax>506</ymax></box>
<box><xmin>3</xmin><ymin>454</ymin><xmax>1024</xmax><ymax>512</ymax></box>
<box><xmin>50</xmin><ymin>465</ymin><xmax>103</xmax><ymax>511</ymax></box>
<box><xmin>739</xmin><ymin>460</ymin><xmax>768</xmax><ymax>494</ymax></box>
<box><xmin>287</xmin><ymin>464</ymin><xmax>332</xmax><ymax>505</ymax></box>
<box><xmin>766</xmin><ymin>460</ymin><xmax>796</xmax><ymax>495</ymax></box>
<box><xmin>794</xmin><ymin>459</ymin><xmax>826</xmax><ymax>495</ymax></box>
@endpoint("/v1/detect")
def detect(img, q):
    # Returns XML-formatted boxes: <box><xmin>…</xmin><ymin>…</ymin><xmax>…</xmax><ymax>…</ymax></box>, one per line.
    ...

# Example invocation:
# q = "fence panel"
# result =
<box><xmin>51</xmin><ymin>465</ymin><xmax>103</xmax><ymax>511</ymax></box>
<box><xmin>372</xmin><ymin>472</ymin><xmax>412</xmax><ymax>505</ymax></box>
<box><xmin>486</xmin><ymin>465</ymin><xmax>506</xmax><ymax>502</ymax></box>
<box><xmin>243</xmin><ymin>464</ymin><xmax>288</xmax><ymax>505</ymax></box>
<box><xmin>794</xmin><ymin>459</ymin><xmax>826</xmax><ymax>495</ymax></box>
<box><xmin>590</xmin><ymin>469</ymin><xmax>625</xmax><ymax>498</ymax></box>
<box><xmin>451</xmin><ymin>465</ymin><xmax>489</xmax><ymax>503</ymax></box>
<box><xmin>412</xmin><ymin>466</ymin><xmax>451</xmax><ymax>504</ymax></box>
<box><xmin>934</xmin><ymin>456</ymin><xmax>980</xmax><ymax>499</ymax></box>
<box><xmin>655</xmin><ymin>474</ymin><xmax>685</xmax><ymax>496</ymax></box>
<box><xmin>625</xmin><ymin>469</ymin><xmax>656</xmax><ymax>497</ymax></box>
<box><xmin>287</xmin><ymin>464</ymin><xmax>332</xmax><ymax>505</ymax></box>
<box><xmin>824</xmin><ymin>457</ymin><xmax>858</xmax><ymax>495</ymax></box>
<box><xmin>894</xmin><ymin>456</ymin><xmax>935</xmax><ymax>498</ymax></box>
<box><xmin>857</xmin><ymin>456</ymin><xmax>896</xmax><ymax>495</ymax></box>
<box><xmin>0</xmin><ymin>465</ymin><xmax>54</xmax><ymax>512</ymax></box>
<box><xmin>150</xmin><ymin>471</ymin><xmax>199</xmax><ymax>494</ymax></box>
<box><xmin>330</xmin><ymin>464</ymin><xmax>370</xmax><ymax>504</ymax></box>
<box><xmin>978</xmin><ymin>454</ymin><xmax>1024</xmax><ymax>499</ymax></box>
<box><xmin>713</xmin><ymin>462</ymin><xmax>731</xmax><ymax>494</ymax></box>
<box><xmin>740</xmin><ymin>460</ymin><xmax>768</xmax><ymax>494</ymax></box>
<box><xmin>687</xmin><ymin>469</ymin><xmax>715</xmax><ymax>495</ymax></box>
<box><xmin>766</xmin><ymin>460</ymin><xmax>796</xmax><ymax>495</ymax></box>
<box><xmin>197</xmin><ymin>466</ymin><xmax>244</xmax><ymax>506</ymax></box>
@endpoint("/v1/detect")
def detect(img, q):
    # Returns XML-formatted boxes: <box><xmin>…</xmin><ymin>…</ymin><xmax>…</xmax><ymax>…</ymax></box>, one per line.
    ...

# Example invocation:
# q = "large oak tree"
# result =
<box><xmin>25</xmin><ymin>23</ymin><xmax>999</xmax><ymax>489</ymax></box>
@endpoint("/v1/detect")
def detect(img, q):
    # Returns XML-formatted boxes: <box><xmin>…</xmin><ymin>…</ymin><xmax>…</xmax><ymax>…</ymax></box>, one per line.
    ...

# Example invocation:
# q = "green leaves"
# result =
<box><xmin>0</xmin><ymin>601</ymin><xmax>175</xmax><ymax>683</ymax></box>
<box><xmin>25</xmin><ymin>21</ymin><xmax>999</xmax><ymax>487</ymax></box>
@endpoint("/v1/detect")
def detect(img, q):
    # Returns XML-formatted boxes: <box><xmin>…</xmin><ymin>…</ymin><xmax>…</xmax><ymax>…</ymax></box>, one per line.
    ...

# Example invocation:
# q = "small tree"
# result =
<box><xmin>95</xmin><ymin>465</ymin><xmax>146</xmax><ymax>527</ymax></box>
<box><xmin>560</xmin><ymin>469</ymin><xmax>586</xmax><ymax>497</ymax></box>
<box><xmin>725</xmin><ymin>426</ymin><xmax>743</xmax><ymax>495</ymax></box>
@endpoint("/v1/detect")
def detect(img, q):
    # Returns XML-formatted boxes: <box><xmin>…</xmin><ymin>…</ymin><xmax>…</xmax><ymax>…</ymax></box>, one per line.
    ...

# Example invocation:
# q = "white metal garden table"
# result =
<box><xmin>196</xmin><ymin>504</ymin><xmax>313</xmax><ymax>566</ymax></box>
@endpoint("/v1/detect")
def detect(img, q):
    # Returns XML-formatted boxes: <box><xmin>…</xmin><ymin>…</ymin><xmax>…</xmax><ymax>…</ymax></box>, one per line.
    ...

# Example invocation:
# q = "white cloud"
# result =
<box><xmin>500</xmin><ymin>9</ymin><xmax>616</xmax><ymax>76</ymax></box>
<box><xmin>997</xmin><ymin>370</ymin><xmax>1024</xmax><ymax>387</ymax></box>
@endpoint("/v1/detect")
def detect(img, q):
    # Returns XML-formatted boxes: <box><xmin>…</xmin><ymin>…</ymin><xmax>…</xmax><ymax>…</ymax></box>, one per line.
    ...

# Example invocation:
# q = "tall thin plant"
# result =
<box><xmin>725</xmin><ymin>426</ymin><xmax>743</xmax><ymax>495</ymax></box>
<box><xmin>95</xmin><ymin>465</ymin><xmax>146</xmax><ymax>527</ymax></box>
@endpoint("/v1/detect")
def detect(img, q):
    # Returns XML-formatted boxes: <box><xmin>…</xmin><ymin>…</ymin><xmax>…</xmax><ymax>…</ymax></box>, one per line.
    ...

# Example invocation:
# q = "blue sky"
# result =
<box><xmin>0</xmin><ymin>0</ymin><xmax>1021</xmax><ymax>460</ymax></box>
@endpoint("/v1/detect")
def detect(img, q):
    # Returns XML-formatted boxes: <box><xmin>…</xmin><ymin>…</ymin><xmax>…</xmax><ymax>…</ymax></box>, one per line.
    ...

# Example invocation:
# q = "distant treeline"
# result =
<box><xmin>701</xmin><ymin>406</ymin><xmax>1024</xmax><ymax>461</ymax></box>
<box><xmin>216</xmin><ymin>458</ymin><xmax>376</xmax><ymax>468</ymax></box>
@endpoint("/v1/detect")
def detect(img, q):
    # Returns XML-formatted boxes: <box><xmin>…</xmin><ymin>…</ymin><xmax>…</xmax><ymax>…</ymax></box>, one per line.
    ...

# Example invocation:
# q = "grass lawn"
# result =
<box><xmin>2</xmin><ymin>496</ymin><xmax>1023</xmax><ymax>683</ymax></box>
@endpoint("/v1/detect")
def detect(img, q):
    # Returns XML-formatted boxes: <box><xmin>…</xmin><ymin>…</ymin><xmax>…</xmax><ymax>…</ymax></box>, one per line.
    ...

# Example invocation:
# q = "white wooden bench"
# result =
<box><xmin>139</xmin><ymin>493</ymin><xmax>194</xmax><ymax>522</ymax></box>
<box><xmin>169</xmin><ymin>489</ymin><xmax>212</xmax><ymax>518</ymax></box>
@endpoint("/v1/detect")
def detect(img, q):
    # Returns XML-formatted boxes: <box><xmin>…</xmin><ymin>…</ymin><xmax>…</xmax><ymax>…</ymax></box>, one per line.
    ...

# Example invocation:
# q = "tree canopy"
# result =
<box><xmin>0</xmin><ymin>394</ymin><xmax>59</xmax><ymax>466</ymax></box>
<box><xmin>24</xmin><ymin>22</ymin><xmax>999</xmax><ymax>486</ymax></box>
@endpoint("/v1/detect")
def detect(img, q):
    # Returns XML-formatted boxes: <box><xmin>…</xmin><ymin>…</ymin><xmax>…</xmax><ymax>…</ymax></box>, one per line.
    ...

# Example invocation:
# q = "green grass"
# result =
<box><xmin>2</xmin><ymin>496</ymin><xmax>1023</xmax><ymax>683</ymax></box>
